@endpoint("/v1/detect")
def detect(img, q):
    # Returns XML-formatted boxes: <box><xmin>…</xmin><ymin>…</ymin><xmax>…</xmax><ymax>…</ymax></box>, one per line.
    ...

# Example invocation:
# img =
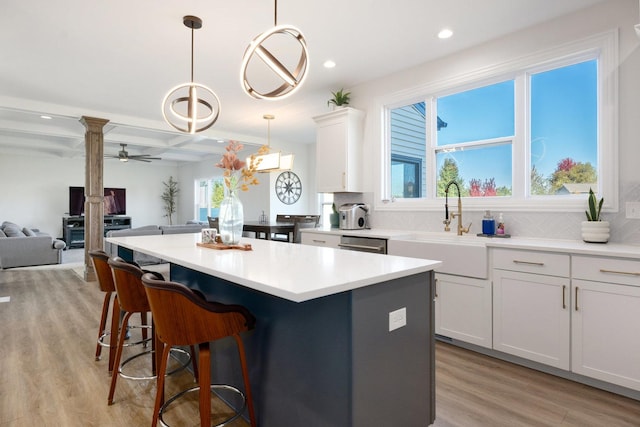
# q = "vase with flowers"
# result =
<box><xmin>216</xmin><ymin>140</ymin><xmax>268</xmax><ymax>245</ymax></box>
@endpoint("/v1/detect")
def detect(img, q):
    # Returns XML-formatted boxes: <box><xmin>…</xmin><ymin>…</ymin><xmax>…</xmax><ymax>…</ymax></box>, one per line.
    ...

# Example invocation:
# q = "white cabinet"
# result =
<box><xmin>300</xmin><ymin>231</ymin><xmax>341</xmax><ymax>249</ymax></box>
<box><xmin>492</xmin><ymin>249</ymin><xmax>571</xmax><ymax>369</ymax></box>
<box><xmin>435</xmin><ymin>273</ymin><xmax>492</xmax><ymax>349</ymax></box>
<box><xmin>571</xmin><ymin>256</ymin><xmax>640</xmax><ymax>391</ymax></box>
<box><xmin>313</xmin><ymin>108</ymin><xmax>365</xmax><ymax>192</ymax></box>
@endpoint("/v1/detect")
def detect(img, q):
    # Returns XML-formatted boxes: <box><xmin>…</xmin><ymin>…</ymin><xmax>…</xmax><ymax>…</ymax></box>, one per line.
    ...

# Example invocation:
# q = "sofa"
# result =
<box><xmin>105</xmin><ymin>223</ymin><xmax>206</xmax><ymax>265</ymax></box>
<box><xmin>0</xmin><ymin>221</ymin><xmax>66</xmax><ymax>269</ymax></box>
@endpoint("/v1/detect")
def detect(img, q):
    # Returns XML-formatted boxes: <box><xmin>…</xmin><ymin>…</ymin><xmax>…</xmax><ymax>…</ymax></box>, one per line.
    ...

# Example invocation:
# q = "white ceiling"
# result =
<box><xmin>0</xmin><ymin>0</ymin><xmax>607</xmax><ymax>164</ymax></box>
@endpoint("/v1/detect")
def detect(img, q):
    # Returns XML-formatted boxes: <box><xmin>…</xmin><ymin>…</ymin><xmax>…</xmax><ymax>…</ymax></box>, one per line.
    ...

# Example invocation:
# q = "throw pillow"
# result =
<box><xmin>3</xmin><ymin>225</ymin><xmax>25</xmax><ymax>237</ymax></box>
<box><xmin>22</xmin><ymin>227</ymin><xmax>37</xmax><ymax>237</ymax></box>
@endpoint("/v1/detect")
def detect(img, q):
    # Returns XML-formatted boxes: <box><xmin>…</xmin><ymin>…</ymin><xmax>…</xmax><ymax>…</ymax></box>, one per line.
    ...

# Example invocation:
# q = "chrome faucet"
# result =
<box><xmin>443</xmin><ymin>181</ymin><xmax>472</xmax><ymax>236</ymax></box>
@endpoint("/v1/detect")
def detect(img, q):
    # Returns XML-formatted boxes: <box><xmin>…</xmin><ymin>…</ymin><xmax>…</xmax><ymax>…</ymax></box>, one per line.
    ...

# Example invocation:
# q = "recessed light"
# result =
<box><xmin>323</xmin><ymin>60</ymin><xmax>336</xmax><ymax>69</ymax></box>
<box><xmin>438</xmin><ymin>28</ymin><xmax>453</xmax><ymax>39</ymax></box>
<box><xmin>40</xmin><ymin>115</ymin><xmax>52</xmax><ymax>120</ymax></box>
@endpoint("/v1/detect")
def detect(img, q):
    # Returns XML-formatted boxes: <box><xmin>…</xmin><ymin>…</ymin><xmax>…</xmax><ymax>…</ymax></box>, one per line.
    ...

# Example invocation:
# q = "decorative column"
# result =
<box><xmin>80</xmin><ymin>116</ymin><xmax>109</xmax><ymax>282</ymax></box>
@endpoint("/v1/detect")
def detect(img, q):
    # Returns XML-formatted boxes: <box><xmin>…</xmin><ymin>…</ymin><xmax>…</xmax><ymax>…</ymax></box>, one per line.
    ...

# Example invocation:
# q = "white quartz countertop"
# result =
<box><xmin>302</xmin><ymin>227</ymin><xmax>640</xmax><ymax>259</ymax></box>
<box><xmin>106</xmin><ymin>233</ymin><xmax>441</xmax><ymax>303</ymax></box>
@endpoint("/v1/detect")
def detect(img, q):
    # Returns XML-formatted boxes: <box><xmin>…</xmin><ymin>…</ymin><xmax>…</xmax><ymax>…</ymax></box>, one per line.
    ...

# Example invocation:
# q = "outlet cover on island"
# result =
<box><xmin>389</xmin><ymin>307</ymin><xmax>407</xmax><ymax>332</ymax></box>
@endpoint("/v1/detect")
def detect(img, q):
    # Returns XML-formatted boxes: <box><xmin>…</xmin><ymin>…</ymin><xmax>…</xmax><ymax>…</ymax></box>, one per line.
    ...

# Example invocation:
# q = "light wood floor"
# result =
<box><xmin>2</xmin><ymin>267</ymin><xmax>640</xmax><ymax>426</ymax></box>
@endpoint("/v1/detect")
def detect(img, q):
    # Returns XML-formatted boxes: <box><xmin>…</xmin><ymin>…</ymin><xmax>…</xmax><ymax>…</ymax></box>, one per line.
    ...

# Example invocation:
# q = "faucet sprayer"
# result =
<box><xmin>443</xmin><ymin>180</ymin><xmax>471</xmax><ymax>235</ymax></box>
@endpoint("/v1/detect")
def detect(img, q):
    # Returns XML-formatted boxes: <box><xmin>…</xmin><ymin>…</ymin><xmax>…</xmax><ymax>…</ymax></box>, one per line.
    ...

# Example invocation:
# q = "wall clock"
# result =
<box><xmin>275</xmin><ymin>171</ymin><xmax>302</xmax><ymax>205</ymax></box>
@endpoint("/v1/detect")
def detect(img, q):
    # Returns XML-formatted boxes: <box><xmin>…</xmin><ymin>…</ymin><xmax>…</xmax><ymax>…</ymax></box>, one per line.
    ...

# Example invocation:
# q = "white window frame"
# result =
<box><xmin>376</xmin><ymin>30</ymin><xmax>618</xmax><ymax>213</ymax></box>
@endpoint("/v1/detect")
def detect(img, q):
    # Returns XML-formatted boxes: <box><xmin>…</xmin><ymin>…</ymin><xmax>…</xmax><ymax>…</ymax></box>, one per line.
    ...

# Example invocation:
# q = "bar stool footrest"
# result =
<box><xmin>98</xmin><ymin>324</ymin><xmax>153</xmax><ymax>350</ymax></box>
<box><xmin>159</xmin><ymin>384</ymin><xmax>247</xmax><ymax>427</ymax></box>
<box><xmin>119</xmin><ymin>347</ymin><xmax>191</xmax><ymax>381</ymax></box>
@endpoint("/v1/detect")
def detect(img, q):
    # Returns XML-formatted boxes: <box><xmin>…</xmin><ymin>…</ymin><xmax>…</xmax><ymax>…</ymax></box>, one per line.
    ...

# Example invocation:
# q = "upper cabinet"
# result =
<box><xmin>313</xmin><ymin>107</ymin><xmax>365</xmax><ymax>192</ymax></box>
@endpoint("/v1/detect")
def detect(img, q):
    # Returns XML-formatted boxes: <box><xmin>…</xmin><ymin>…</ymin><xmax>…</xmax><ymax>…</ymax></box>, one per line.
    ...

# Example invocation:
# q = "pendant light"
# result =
<box><xmin>240</xmin><ymin>0</ymin><xmax>309</xmax><ymax>100</ymax></box>
<box><xmin>162</xmin><ymin>16</ymin><xmax>221</xmax><ymax>134</ymax></box>
<box><xmin>247</xmin><ymin>115</ymin><xmax>294</xmax><ymax>172</ymax></box>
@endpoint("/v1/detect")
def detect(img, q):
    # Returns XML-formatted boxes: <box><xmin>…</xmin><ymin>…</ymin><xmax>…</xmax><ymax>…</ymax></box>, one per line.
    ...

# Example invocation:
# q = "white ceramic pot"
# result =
<box><xmin>581</xmin><ymin>220</ymin><xmax>610</xmax><ymax>243</ymax></box>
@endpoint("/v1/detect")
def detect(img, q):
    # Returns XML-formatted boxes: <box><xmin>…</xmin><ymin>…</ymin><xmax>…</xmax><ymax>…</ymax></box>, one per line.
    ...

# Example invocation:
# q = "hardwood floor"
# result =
<box><xmin>434</xmin><ymin>342</ymin><xmax>640</xmax><ymax>427</ymax></box>
<box><xmin>2</xmin><ymin>267</ymin><xmax>640</xmax><ymax>426</ymax></box>
<box><xmin>0</xmin><ymin>268</ymin><xmax>248</xmax><ymax>427</ymax></box>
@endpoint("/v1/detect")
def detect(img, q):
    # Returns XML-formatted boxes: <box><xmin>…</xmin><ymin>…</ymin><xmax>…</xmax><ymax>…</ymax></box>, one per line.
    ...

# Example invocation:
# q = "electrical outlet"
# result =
<box><xmin>625</xmin><ymin>202</ymin><xmax>640</xmax><ymax>219</ymax></box>
<box><xmin>389</xmin><ymin>307</ymin><xmax>407</xmax><ymax>332</ymax></box>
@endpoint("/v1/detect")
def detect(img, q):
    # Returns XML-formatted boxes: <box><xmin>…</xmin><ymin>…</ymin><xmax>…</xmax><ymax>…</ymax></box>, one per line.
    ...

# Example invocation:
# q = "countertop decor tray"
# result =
<box><xmin>476</xmin><ymin>233</ymin><xmax>511</xmax><ymax>238</ymax></box>
<box><xmin>197</xmin><ymin>242</ymin><xmax>253</xmax><ymax>251</ymax></box>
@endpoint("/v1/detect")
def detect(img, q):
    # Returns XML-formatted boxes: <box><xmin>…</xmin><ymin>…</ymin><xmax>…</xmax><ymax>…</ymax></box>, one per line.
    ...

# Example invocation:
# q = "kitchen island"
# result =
<box><xmin>106</xmin><ymin>233</ymin><xmax>440</xmax><ymax>426</ymax></box>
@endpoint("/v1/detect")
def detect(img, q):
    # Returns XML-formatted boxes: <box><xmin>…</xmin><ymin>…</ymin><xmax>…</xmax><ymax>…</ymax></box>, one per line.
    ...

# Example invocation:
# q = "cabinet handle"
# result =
<box><xmin>562</xmin><ymin>285</ymin><xmax>566</xmax><ymax>309</ymax></box>
<box><xmin>599</xmin><ymin>268</ymin><xmax>640</xmax><ymax>277</ymax></box>
<box><xmin>312</xmin><ymin>239</ymin><xmax>326</xmax><ymax>244</ymax></box>
<box><xmin>434</xmin><ymin>278</ymin><xmax>438</xmax><ymax>298</ymax></box>
<box><xmin>575</xmin><ymin>286</ymin><xmax>579</xmax><ymax>311</ymax></box>
<box><xmin>342</xmin><ymin>172</ymin><xmax>346</xmax><ymax>190</ymax></box>
<box><xmin>512</xmin><ymin>260</ymin><xmax>544</xmax><ymax>266</ymax></box>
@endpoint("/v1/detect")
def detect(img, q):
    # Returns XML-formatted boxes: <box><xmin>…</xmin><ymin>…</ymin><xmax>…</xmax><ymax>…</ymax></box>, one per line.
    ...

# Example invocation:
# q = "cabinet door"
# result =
<box><xmin>435</xmin><ymin>273</ymin><xmax>492</xmax><ymax>348</ymax></box>
<box><xmin>571</xmin><ymin>279</ymin><xmax>640</xmax><ymax>391</ymax></box>
<box><xmin>316</xmin><ymin>120</ymin><xmax>347</xmax><ymax>192</ymax></box>
<box><xmin>493</xmin><ymin>269</ymin><xmax>570</xmax><ymax>369</ymax></box>
<box><xmin>314</xmin><ymin>108</ymin><xmax>364</xmax><ymax>192</ymax></box>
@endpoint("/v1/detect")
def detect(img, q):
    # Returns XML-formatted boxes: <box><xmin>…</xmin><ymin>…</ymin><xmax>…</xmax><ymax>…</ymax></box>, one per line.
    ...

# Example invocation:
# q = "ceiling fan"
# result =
<box><xmin>107</xmin><ymin>143</ymin><xmax>161</xmax><ymax>162</ymax></box>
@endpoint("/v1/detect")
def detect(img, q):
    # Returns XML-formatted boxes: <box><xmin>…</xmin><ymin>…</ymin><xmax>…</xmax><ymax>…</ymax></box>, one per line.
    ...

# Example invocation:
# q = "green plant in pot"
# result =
<box><xmin>327</xmin><ymin>88</ymin><xmax>351</xmax><ymax>109</ymax></box>
<box><xmin>581</xmin><ymin>188</ymin><xmax>609</xmax><ymax>243</ymax></box>
<box><xmin>330</xmin><ymin>203</ymin><xmax>340</xmax><ymax>227</ymax></box>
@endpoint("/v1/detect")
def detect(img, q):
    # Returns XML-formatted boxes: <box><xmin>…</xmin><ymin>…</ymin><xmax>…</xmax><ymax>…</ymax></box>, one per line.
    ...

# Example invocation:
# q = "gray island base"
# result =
<box><xmin>170</xmin><ymin>264</ymin><xmax>435</xmax><ymax>427</ymax></box>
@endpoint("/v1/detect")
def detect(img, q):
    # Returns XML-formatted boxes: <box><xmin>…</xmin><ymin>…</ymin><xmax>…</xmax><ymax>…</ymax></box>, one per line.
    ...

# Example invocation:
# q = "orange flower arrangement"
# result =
<box><xmin>216</xmin><ymin>140</ymin><xmax>269</xmax><ymax>192</ymax></box>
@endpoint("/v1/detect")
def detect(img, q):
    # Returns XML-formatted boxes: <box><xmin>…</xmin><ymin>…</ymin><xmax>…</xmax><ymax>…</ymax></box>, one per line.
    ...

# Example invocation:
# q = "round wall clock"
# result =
<box><xmin>275</xmin><ymin>171</ymin><xmax>302</xmax><ymax>205</ymax></box>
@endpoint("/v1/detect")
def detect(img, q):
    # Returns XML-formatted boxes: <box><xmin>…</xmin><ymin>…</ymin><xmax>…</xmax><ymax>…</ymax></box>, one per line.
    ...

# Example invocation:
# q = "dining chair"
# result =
<box><xmin>207</xmin><ymin>216</ymin><xmax>219</xmax><ymax>230</ymax></box>
<box><xmin>293</xmin><ymin>216</ymin><xmax>319</xmax><ymax>243</ymax></box>
<box><xmin>272</xmin><ymin>214</ymin><xmax>295</xmax><ymax>241</ymax></box>
<box><xmin>141</xmin><ymin>273</ymin><xmax>257</xmax><ymax>427</ymax></box>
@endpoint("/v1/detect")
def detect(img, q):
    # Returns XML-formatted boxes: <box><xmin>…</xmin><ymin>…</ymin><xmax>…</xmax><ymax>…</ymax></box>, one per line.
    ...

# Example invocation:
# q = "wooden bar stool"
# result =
<box><xmin>107</xmin><ymin>258</ymin><xmax>195</xmax><ymax>405</ymax></box>
<box><xmin>141</xmin><ymin>273</ymin><xmax>257</xmax><ymax>427</ymax></box>
<box><xmin>88</xmin><ymin>250</ymin><xmax>150</xmax><ymax>373</ymax></box>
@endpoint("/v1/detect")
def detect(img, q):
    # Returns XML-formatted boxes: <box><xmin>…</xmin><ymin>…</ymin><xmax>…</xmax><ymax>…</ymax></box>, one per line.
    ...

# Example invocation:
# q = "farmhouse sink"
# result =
<box><xmin>388</xmin><ymin>232</ymin><xmax>488</xmax><ymax>279</ymax></box>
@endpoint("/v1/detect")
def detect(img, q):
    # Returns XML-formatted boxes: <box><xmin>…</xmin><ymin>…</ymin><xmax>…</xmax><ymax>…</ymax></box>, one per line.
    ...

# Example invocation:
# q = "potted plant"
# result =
<box><xmin>330</xmin><ymin>203</ymin><xmax>340</xmax><ymax>227</ymax></box>
<box><xmin>161</xmin><ymin>176</ymin><xmax>179</xmax><ymax>225</ymax></box>
<box><xmin>327</xmin><ymin>88</ymin><xmax>351</xmax><ymax>109</ymax></box>
<box><xmin>581</xmin><ymin>188</ymin><xmax>609</xmax><ymax>243</ymax></box>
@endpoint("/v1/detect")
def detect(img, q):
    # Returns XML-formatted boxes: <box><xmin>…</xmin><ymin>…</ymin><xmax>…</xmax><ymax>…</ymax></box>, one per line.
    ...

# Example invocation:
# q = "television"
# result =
<box><xmin>69</xmin><ymin>186</ymin><xmax>126</xmax><ymax>216</ymax></box>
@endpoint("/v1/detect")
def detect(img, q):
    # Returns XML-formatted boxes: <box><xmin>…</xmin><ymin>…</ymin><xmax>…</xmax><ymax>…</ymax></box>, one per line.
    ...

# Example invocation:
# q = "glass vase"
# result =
<box><xmin>219</xmin><ymin>190</ymin><xmax>244</xmax><ymax>245</ymax></box>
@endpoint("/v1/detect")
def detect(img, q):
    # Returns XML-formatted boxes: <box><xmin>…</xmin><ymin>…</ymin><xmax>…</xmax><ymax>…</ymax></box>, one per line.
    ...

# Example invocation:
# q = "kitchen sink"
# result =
<box><xmin>388</xmin><ymin>232</ymin><xmax>488</xmax><ymax>278</ymax></box>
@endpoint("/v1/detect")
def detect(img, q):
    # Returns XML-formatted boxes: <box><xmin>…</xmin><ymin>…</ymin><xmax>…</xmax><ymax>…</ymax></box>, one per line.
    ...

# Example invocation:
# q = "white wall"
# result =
<box><xmin>0</xmin><ymin>153</ymin><xmax>178</xmax><ymax>238</ymax></box>
<box><xmin>342</xmin><ymin>0</ymin><xmax>640</xmax><ymax>244</ymax></box>
<box><xmin>177</xmin><ymin>138</ymin><xmax>317</xmax><ymax>223</ymax></box>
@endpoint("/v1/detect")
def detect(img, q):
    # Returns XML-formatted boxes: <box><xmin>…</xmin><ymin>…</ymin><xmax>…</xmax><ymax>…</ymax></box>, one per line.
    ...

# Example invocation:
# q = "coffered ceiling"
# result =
<box><xmin>0</xmin><ymin>0</ymin><xmax>606</xmax><ymax>164</ymax></box>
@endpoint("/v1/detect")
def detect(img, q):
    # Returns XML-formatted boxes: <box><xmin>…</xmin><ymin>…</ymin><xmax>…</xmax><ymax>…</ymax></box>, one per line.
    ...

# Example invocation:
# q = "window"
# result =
<box><xmin>194</xmin><ymin>178</ymin><xmax>224</xmax><ymax>221</ymax></box>
<box><xmin>381</xmin><ymin>31</ymin><xmax>617</xmax><ymax>212</ymax></box>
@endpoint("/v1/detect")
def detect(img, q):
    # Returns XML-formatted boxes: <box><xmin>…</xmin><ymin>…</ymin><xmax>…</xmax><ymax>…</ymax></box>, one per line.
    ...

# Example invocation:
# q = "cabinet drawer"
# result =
<box><xmin>572</xmin><ymin>256</ymin><xmax>640</xmax><ymax>286</ymax></box>
<box><xmin>493</xmin><ymin>248</ymin><xmax>569</xmax><ymax>277</ymax></box>
<box><xmin>301</xmin><ymin>232</ymin><xmax>341</xmax><ymax>249</ymax></box>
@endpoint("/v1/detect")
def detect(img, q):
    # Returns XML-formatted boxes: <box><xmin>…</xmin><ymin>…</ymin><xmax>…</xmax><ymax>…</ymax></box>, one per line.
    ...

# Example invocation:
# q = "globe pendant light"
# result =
<box><xmin>240</xmin><ymin>0</ymin><xmax>309</xmax><ymax>100</ymax></box>
<box><xmin>162</xmin><ymin>16</ymin><xmax>221</xmax><ymax>134</ymax></box>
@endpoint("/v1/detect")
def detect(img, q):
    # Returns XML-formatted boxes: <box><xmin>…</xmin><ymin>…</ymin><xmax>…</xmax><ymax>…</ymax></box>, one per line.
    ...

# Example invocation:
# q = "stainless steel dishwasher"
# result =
<box><xmin>338</xmin><ymin>235</ymin><xmax>387</xmax><ymax>254</ymax></box>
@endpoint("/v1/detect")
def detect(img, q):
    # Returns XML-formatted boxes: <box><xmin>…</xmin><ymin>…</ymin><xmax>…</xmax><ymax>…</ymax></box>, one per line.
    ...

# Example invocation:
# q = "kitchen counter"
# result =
<box><xmin>106</xmin><ymin>232</ymin><xmax>440</xmax><ymax>427</ymax></box>
<box><xmin>303</xmin><ymin>227</ymin><xmax>640</xmax><ymax>260</ymax></box>
<box><xmin>106</xmin><ymin>232</ymin><xmax>439</xmax><ymax>302</ymax></box>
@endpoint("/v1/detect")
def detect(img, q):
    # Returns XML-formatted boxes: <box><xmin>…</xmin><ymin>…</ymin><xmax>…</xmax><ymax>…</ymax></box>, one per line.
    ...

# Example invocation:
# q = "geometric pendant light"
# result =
<box><xmin>162</xmin><ymin>16</ymin><xmax>221</xmax><ymax>134</ymax></box>
<box><xmin>240</xmin><ymin>0</ymin><xmax>309</xmax><ymax>100</ymax></box>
